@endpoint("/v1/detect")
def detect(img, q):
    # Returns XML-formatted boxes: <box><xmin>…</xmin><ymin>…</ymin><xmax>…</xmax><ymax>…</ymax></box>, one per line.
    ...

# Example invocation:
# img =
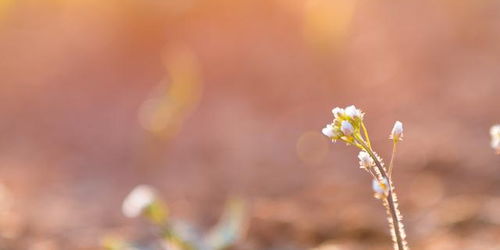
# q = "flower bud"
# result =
<box><xmin>390</xmin><ymin>121</ymin><xmax>403</xmax><ymax>141</ymax></box>
<box><xmin>372</xmin><ymin>178</ymin><xmax>389</xmax><ymax>197</ymax></box>
<box><xmin>340</xmin><ymin>120</ymin><xmax>354</xmax><ymax>136</ymax></box>
<box><xmin>358</xmin><ymin>151</ymin><xmax>374</xmax><ymax>168</ymax></box>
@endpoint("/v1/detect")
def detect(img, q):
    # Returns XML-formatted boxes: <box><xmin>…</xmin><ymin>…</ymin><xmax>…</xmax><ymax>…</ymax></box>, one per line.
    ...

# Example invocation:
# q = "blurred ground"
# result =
<box><xmin>1</xmin><ymin>0</ymin><xmax>500</xmax><ymax>249</ymax></box>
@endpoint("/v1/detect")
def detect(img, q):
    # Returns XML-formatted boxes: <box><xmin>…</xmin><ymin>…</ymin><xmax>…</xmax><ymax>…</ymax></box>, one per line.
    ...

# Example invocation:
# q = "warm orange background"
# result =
<box><xmin>0</xmin><ymin>0</ymin><xmax>500</xmax><ymax>249</ymax></box>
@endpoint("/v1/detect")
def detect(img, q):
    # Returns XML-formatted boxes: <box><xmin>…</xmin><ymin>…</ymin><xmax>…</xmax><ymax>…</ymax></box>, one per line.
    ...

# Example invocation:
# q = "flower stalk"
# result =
<box><xmin>322</xmin><ymin>105</ymin><xmax>408</xmax><ymax>250</ymax></box>
<box><xmin>356</xmin><ymin>138</ymin><xmax>407</xmax><ymax>250</ymax></box>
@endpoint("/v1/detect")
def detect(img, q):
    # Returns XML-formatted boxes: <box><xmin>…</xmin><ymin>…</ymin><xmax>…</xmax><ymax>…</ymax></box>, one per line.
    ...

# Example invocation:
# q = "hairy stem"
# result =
<box><xmin>354</xmin><ymin>137</ymin><xmax>407</xmax><ymax>250</ymax></box>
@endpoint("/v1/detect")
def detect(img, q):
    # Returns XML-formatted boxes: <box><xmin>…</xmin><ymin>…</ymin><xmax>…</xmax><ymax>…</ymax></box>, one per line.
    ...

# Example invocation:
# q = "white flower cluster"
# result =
<box><xmin>491</xmin><ymin>124</ymin><xmax>500</xmax><ymax>154</ymax></box>
<box><xmin>122</xmin><ymin>185</ymin><xmax>157</xmax><ymax>218</ymax></box>
<box><xmin>322</xmin><ymin>105</ymin><xmax>364</xmax><ymax>143</ymax></box>
<box><xmin>321</xmin><ymin>105</ymin><xmax>402</xmax><ymax>200</ymax></box>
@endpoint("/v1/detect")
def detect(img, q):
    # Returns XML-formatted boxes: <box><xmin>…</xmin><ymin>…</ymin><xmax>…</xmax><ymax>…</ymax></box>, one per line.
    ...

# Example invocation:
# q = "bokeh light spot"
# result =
<box><xmin>302</xmin><ymin>0</ymin><xmax>357</xmax><ymax>51</ymax></box>
<box><xmin>138</xmin><ymin>46</ymin><xmax>203</xmax><ymax>139</ymax></box>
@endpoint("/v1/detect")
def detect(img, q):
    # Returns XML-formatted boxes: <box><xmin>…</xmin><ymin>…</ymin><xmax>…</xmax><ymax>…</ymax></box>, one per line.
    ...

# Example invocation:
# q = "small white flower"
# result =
<box><xmin>122</xmin><ymin>185</ymin><xmax>156</xmax><ymax>218</ymax></box>
<box><xmin>372</xmin><ymin>178</ymin><xmax>389</xmax><ymax>196</ymax></box>
<box><xmin>340</xmin><ymin>120</ymin><xmax>354</xmax><ymax>136</ymax></box>
<box><xmin>322</xmin><ymin>124</ymin><xmax>335</xmax><ymax>137</ymax></box>
<box><xmin>331</xmin><ymin>107</ymin><xmax>344</xmax><ymax>118</ymax></box>
<box><xmin>491</xmin><ymin>125</ymin><xmax>500</xmax><ymax>153</ymax></box>
<box><xmin>390</xmin><ymin>121</ymin><xmax>403</xmax><ymax>141</ymax></box>
<box><xmin>491</xmin><ymin>125</ymin><xmax>500</xmax><ymax>137</ymax></box>
<box><xmin>358</xmin><ymin>151</ymin><xmax>374</xmax><ymax>168</ymax></box>
<box><xmin>492</xmin><ymin>139</ymin><xmax>500</xmax><ymax>153</ymax></box>
<box><xmin>344</xmin><ymin>105</ymin><xmax>362</xmax><ymax>119</ymax></box>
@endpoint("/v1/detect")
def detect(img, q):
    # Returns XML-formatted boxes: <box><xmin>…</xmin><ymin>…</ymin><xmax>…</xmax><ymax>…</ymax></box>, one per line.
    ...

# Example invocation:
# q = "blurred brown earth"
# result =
<box><xmin>0</xmin><ymin>0</ymin><xmax>500</xmax><ymax>249</ymax></box>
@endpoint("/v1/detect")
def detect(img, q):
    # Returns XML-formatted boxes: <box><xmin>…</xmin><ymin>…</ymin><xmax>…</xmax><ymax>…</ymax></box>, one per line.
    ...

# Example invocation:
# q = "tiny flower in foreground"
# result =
<box><xmin>390</xmin><ymin>121</ymin><xmax>403</xmax><ymax>141</ymax></box>
<box><xmin>122</xmin><ymin>185</ymin><xmax>156</xmax><ymax>218</ymax></box>
<box><xmin>491</xmin><ymin>124</ymin><xmax>500</xmax><ymax>154</ymax></box>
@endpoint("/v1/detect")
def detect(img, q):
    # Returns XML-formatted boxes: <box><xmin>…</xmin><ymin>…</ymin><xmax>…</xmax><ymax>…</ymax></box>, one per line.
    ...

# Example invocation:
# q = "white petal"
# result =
<box><xmin>122</xmin><ymin>185</ymin><xmax>156</xmax><ymax>218</ymax></box>
<box><xmin>322</xmin><ymin>124</ymin><xmax>334</xmax><ymax>137</ymax></box>
<box><xmin>331</xmin><ymin>107</ymin><xmax>344</xmax><ymax>118</ymax></box>
<box><xmin>491</xmin><ymin>125</ymin><xmax>500</xmax><ymax>137</ymax></box>
<box><xmin>344</xmin><ymin>105</ymin><xmax>357</xmax><ymax>118</ymax></box>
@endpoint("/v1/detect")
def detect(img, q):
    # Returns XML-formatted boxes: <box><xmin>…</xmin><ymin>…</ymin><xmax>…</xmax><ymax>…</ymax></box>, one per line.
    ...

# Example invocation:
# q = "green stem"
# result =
<box><xmin>388</xmin><ymin>142</ymin><xmax>397</xmax><ymax>178</ymax></box>
<box><xmin>361</xmin><ymin>122</ymin><xmax>372</xmax><ymax>150</ymax></box>
<box><xmin>161</xmin><ymin>223</ymin><xmax>195</xmax><ymax>250</ymax></box>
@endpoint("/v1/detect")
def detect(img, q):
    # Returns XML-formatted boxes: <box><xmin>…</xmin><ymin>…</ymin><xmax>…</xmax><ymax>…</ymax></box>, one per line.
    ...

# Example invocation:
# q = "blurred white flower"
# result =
<box><xmin>122</xmin><ymin>185</ymin><xmax>156</xmax><ymax>218</ymax></box>
<box><xmin>491</xmin><ymin>124</ymin><xmax>500</xmax><ymax>154</ymax></box>
<box><xmin>340</xmin><ymin>120</ymin><xmax>354</xmax><ymax>136</ymax></box>
<box><xmin>344</xmin><ymin>105</ymin><xmax>362</xmax><ymax>119</ymax></box>
<box><xmin>331</xmin><ymin>107</ymin><xmax>344</xmax><ymax>118</ymax></box>
<box><xmin>491</xmin><ymin>125</ymin><xmax>500</xmax><ymax>135</ymax></box>
<box><xmin>358</xmin><ymin>151</ymin><xmax>374</xmax><ymax>169</ymax></box>
<box><xmin>390</xmin><ymin>121</ymin><xmax>403</xmax><ymax>141</ymax></box>
<box><xmin>322</xmin><ymin>124</ymin><xmax>335</xmax><ymax>137</ymax></box>
<box><xmin>372</xmin><ymin>178</ymin><xmax>389</xmax><ymax>196</ymax></box>
<box><xmin>492</xmin><ymin>138</ymin><xmax>500</xmax><ymax>154</ymax></box>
